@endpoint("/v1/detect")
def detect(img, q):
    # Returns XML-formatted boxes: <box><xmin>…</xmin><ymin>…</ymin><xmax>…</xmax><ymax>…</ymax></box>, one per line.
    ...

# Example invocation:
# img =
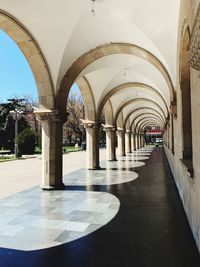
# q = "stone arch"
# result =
<box><xmin>57</xmin><ymin>42</ymin><xmax>176</xmax><ymax>117</ymax></box>
<box><xmin>179</xmin><ymin>22</ymin><xmax>193</xmax><ymax>163</ymax></box>
<box><xmin>136</xmin><ymin>118</ymin><xmax>162</xmax><ymax>133</ymax></box>
<box><xmin>103</xmin><ymin>100</ymin><xmax>114</xmax><ymax>126</ymax></box>
<box><xmin>0</xmin><ymin>10</ymin><xmax>54</xmax><ymax>110</ymax></box>
<box><xmin>76</xmin><ymin>77</ymin><xmax>96</xmax><ymax>121</ymax></box>
<box><xmin>97</xmin><ymin>82</ymin><xmax>169</xmax><ymax>119</ymax></box>
<box><xmin>140</xmin><ymin>122</ymin><xmax>162</xmax><ymax>132</ymax></box>
<box><xmin>134</xmin><ymin>117</ymin><xmax>163</xmax><ymax>133</ymax></box>
<box><xmin>124</xmin><ymin>107</ymin><xmax>165</xmax><ymax>127</ymax></box>
<box><xmin>114</xmin><ymin>98</ymin><xmax>167</xmax><ymax>124</ymax></box>
<box><xmin>130</xmin><ymin>113</ymin><xmax>163</xmax><ymax>132</ymax></box>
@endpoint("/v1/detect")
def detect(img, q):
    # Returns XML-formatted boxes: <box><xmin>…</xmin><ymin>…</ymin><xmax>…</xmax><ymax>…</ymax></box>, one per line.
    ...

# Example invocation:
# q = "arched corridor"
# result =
<box><xmin>0</xmin><ymin>147</ymin><xmax>200</xmax><ymax>266</ymax></box>
<box><xmin>0</xmin><ymin>0</ymin><xmax>200</xmax><ymax>265</ymax></box>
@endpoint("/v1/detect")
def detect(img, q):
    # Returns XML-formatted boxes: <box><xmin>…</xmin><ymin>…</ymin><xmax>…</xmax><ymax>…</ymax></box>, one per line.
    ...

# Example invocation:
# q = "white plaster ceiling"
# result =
<box><xmin>0</xmin><ymin>0</ymin><xmax>181</xmax><ymax>129</ymax></box>
<box><xmin>121</xmin><ymin>102</ymin><xmax>166</xmax><ymax>128</ymax></box>
<box><xmin>110</xmin><ymin>89</ymin><xmax>168</xmax><ymax>118</ymax></box>
<box><xmin>81</xmin><ymin>54</ymin><xmax>171</xmax><ymax>108</ymax></box>
<box><xmin>128</xmin><ymin>109</ymin><xmax>164</xmax><ymax>126</ymax></box>
<box><xmin>133</xmin><ymin>114</ymin><xmax>163</xmax><ymax>128</ymax></box>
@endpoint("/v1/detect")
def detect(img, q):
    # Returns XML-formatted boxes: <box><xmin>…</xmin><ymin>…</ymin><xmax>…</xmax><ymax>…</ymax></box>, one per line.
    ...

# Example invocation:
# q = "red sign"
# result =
<box><xmin>146</xmin><ymin>130</ymin><xmax>161</xmax><ymax>133</ymax></box>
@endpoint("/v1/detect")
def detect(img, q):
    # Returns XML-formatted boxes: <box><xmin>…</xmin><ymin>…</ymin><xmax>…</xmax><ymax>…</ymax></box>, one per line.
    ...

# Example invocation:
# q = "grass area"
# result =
<box><xmin>63</xmin><ymin>146</ymin><xmax>80</xmax><ymax>153</ymax></box>
<box><xmin>0</xmin><ymin>146</ymin><xmax>80</xmax><ymax>158</ymax></box>
<box><xmin>34</xmin><ymin>146</ymin><xmax>42</xmax><ymax>154</ymax></box>
<box><xmin>0</xmin><ymin>156</ymin><xmax>15</xmax><ymax>162</ymax></box>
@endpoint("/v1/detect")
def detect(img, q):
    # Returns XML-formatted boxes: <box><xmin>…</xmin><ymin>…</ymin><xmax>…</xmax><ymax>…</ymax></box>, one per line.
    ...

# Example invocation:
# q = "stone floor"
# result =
<box><xmin>0</xmin><ymin>147</ymin><xmax>200</xmax><ymax>267</ymax></box>
<box><xmin>0</xmin><ymin>149</ymin><xmax>107</xmax><ymax>199</ymax></box>
<box><xmin>0</xmin><ymin>189</ymin><xmax>120</xmax><ymax>250</ymax></box>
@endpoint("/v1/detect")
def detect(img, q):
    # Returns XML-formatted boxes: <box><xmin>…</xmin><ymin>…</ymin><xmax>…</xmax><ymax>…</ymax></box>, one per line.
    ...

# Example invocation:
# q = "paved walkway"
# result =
<box><xmin>0</xmin><ymin>147</ymin><xmax>199</xmax><ymax>267</ymax></box>
<box><xmin>0</xmin><ymin>149</ymin><xmax>107</xmax><ymax>199</ymax></box>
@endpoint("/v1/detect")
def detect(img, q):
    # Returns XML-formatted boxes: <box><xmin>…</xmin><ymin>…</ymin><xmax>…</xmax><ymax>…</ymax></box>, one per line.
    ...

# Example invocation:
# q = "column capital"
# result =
<box><xmin>125</xmin><ymin>129</ymin><xmax>131</xmax><ymax>134</ymax></box>
<box><xmin>81</xmin><ymin>119</ymin><xmax>98</xmax><ymax>129</ymax></box>
<box><xmin>102</xmin><ymin>124</ymin><xmax>115</xmax><ymax>132</ymax></box>
<box><xmin>117</xmin><ymin>127</ymin><xmax>125</xmax><ymax>133</ymax></box>
<box><xmin>34</xmin><ymin>109</ymin><xmax>61</xmax><ymax>122</ymax></box>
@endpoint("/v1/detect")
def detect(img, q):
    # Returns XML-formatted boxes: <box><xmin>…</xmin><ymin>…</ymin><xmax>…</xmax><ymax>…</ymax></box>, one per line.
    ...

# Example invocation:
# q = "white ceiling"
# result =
<box><xmin>0</xmin><ymin>0</ymin><xmax>181</xmax><ymax>130</ymax></box>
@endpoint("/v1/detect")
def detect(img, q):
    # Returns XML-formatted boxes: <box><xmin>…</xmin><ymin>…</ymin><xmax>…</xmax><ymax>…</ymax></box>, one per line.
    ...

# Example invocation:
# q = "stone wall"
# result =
<box><xmin>164</xmin><ymin>0</ymin><xmax>200</xmax><ymax>251</ymax></box>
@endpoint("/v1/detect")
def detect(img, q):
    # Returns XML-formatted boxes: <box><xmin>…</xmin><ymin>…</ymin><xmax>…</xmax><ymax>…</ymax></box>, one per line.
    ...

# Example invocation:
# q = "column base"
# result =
<box><xmin>41</xmin><ymin>182</ymin><xmax>65</xmax><ymax>190</ymax></box>
<box><xmin>108</xmin><ymin>159</ymin><xmax>117</xmax><ymax>162</ymax></box>
<box><xmin>88</xmin><ymin>166</ymin><xmax>101</xmax><ymax>170</ymax></box>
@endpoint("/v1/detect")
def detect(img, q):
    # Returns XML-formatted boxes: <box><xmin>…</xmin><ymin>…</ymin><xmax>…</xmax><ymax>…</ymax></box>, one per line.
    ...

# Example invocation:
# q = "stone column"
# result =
<box><xmin>137</xmin><ymin>134</ymin><xmax>141</xmax><ymax>149</ymax></box>
<box><xmin>170</xmin><ymin>114</ymin><xmax>174</xmax><ymax>153</ymax></box>
<box><xmin>35</xmin><ymin>110</ymin><xmax>64</xmax><ymax>190</ymax></box>
<box><xmin>125</xmin><ymin>130</ymin><xmax>131</xmax><ymax>154</ymax></box>
<box><xmin>140</xmin><ymin>134</ymin><xmax>143</xmax><ymax>148</ymax></box>
<box><xmin>117</xmin><ymin>128</ymin><xmax>126</xmax><ymax>156</ymax></box>
<box><xmin>135</xmin><ymin>134</ymin><xmax>138</xmax><ymax>150</ymax></box>
<box><xmin>83</xmin><ymin>121</ymin><xmax>100</xmax><ymax>170</ymax></box>
<box><xmin>131</xmin><ymin>132</ymin><xmax>135</xmax><ymax>152</ymax></box>
<box><xmin>103</xmin><ymin>125</ymin><xmax>116</xmax><ymax>161</ymax></box>
<box><xmin>142</xmin><ymin>134</ymin><xmax>145</xmax><ymax>147</ymax></box>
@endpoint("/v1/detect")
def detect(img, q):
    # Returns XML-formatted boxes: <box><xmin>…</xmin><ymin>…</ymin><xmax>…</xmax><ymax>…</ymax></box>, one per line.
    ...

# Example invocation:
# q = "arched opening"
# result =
<box><xmin>56</xmin><ymin>43</ymin><xmax>176</xmax><ymax>117</ymax></box>
<box><xmin>0</xmin><ymin>29</ymin><xmax>40</xmax><ymax>155</ymax></box>
<box><xmin>63</xmin><ymin>83</ymin><xmax>86</xmax><ymax>149</ymax></box>
<box><xmin>180</xmin><ymin>25</ymin><xmax>193</xmax><ymax>174</ymax></box>
<box><xmin>124</xmin><ymin>107</ymin><xmax>165</xmax><ymax>131</ymax></box>
<box><xmin>0</xmin><ymin>11</ymin><xmax>60</xmax><ymax>190</ymax></box>
<box><xmin>64</xmin><ymin>77</ymin><xmax>98</xmax><ymax>170</ymax></box>
<box><xmin>114</xmin><ymin>98</ymin><xmax>167</xmax><ymax>124</ymax></box>
<box><xmin>143</xmin><ymin>124</ymin><xmax>162</xmax><ymax>144</ymax></box>
<box><xmin>56</xmin><ymin>42</ymin><xmax>174</xmax><ymax>171</ymax></box>
<box><xmin>0</xmin><ymin>11</ymin><xmax>54</xmax><ymax>110</ymax></box>
<box><xmin>0</xmin><ymin>23</ymin><xmax>45</xmax><ymax>195</ymax></box>
<box><xmin>97</xmin><ymin>82</ymin><xmax>169</xmax><ymax>120</ymax></box>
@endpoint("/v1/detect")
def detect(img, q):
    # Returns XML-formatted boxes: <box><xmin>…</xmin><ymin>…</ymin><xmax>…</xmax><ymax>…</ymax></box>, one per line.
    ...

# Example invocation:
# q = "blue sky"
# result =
<box><xmin>0</xmin><ymin>30</ymin><xmax>79</xmax><ymax>103</ymax></box>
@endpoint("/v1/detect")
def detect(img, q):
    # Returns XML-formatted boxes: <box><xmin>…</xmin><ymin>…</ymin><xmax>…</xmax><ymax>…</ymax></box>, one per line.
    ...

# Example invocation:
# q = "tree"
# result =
<box><xmin>18</xmin><ymin>128</ymin><xmax>35</xmax><ymax>155</ymax></box>
<box><xmin>0</xmin><ymin>100</ymin><xmax>29</xmax><ymax>151</ymax></box>
<box><xmin>65</xmin><ymin>92</ymin><xmax>85</xmax><ymax>144</ymax></box>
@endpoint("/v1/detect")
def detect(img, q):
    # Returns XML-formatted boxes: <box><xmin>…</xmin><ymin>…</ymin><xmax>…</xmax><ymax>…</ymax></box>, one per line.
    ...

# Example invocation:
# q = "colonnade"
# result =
<box><xmin>103</xmin><ymin>126</ymin><xmax>145</xmax><ymax>162</ymax></box>
<box><xmin>37</xmin><ymin>111</ymin><xmax>145</xmax><ymax>190</ymax></box>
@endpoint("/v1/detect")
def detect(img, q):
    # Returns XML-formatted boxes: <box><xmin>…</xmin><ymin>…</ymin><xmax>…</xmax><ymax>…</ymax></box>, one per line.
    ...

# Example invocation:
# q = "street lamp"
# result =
<box><xmin>10</xmin><ymin>109</ymin><xmax>23</xmax><ymax>158</ymax></box>
<box><xmin>7</xmin><ymin>98</ymin><xmax>25</xmax><ymax>158</ymax></box>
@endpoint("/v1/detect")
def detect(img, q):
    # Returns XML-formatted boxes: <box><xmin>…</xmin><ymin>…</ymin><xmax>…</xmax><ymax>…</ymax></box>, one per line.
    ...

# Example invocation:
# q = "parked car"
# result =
<box><xmin>155</xmin><ymin>138</ymin><xmax>163</xmax><ymax>146</ymax></box>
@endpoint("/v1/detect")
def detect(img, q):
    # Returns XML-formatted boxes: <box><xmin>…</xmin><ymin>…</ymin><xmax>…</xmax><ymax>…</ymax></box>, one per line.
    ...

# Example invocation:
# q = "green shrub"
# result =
<box><xmin>18</xmin><ymin>128</ymin><xmax>35</xmax><ymax>155</ymax></box>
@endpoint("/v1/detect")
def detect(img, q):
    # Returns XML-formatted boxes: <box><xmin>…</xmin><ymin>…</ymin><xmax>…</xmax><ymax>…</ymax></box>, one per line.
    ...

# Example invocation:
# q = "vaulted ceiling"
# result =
<box><xmin>0</xmin><ymin>0</ymin><xmax>181</xmax><ymax>130</ymax></box>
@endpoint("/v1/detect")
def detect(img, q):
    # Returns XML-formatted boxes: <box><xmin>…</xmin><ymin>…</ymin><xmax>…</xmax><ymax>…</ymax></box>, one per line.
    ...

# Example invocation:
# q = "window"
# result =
<box><xmin>180</xmin><ymin>25</ymin><xmax>193</xmax><ymax>175</ymax></box>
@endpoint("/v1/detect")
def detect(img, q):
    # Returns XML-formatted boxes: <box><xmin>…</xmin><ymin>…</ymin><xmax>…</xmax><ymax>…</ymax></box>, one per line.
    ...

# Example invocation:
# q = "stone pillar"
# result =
<box><xmin>140</xmin><ymin>134</ymin><xmax>144</xmax><ymax>148</ymax></box>
<box><xmin>103</xmin><ymin>125</ymin><xmax>116</xmax><ymax>161</ymax></box>
<box><xmin>170</xmin><ymin>114</ymin><xmax>174</xmax><ymax>153</ymax></box>
<box><xmin>83</xmin><ymin>121</ymin><xmax>100</xmax><ymax>170</ymax></box>
<box><xmin>138</xmin><ymin>134</ymin><xmax>141</xmax><ymax>149</ymax></box>
<box><xmin>131</xmin><ymin>132</ymin><xmax>135</xmax><ymax>152</ymax></box>
<box><xmin>125</xmin><ymin>130</ymin><xmax>131</xmax><ymax>154</ymax></box>
<box><xmin>143</xmin><ymin>134</ymin><xmax>145</xmax><ymax>147</ymax></box>
<box><xmin>167</xmin><ymin>124</ymin><xmax>169</xmax><ymax>148</ymax></box>
<box><xmin>35</xmin><ymin>110</ymin><xmax>64</xmax><ymax>190</ymax></box>
<box><xmin>117</xmin><ymin>128</ymin><xmax>126</xmax><ymax>156</ymax></box>
<box><xmin>135</xmin><ymin>134</ymin><xmax>138</xmax><ymax>150</ymax></box>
